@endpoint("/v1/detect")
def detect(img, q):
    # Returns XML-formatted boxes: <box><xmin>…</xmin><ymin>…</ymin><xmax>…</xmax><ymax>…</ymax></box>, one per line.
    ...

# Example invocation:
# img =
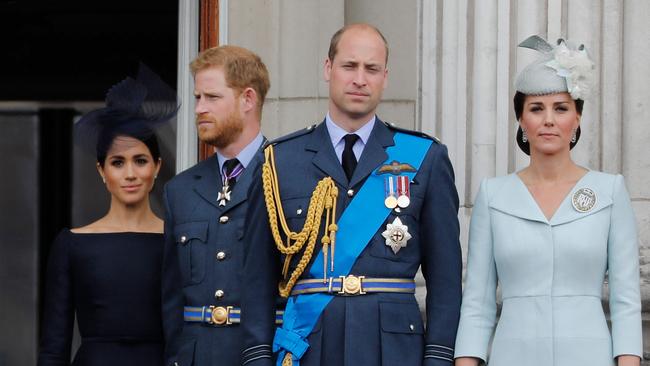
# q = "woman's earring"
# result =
<box><xmin>522</xmin><ymin>128</ymin><xmax>528</xmax><ymax>143</ymax></box>
<box><xmin>571</xmin><ymin>129</ymin><xmax>577</xmax><ymax>143</ymax></box>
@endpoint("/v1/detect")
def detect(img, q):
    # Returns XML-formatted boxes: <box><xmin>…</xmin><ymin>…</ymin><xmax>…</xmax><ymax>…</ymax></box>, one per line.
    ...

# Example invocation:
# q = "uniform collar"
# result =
<box><xmin>325</xmin><ymin>113</ymin><xmax>375</xmax><ymax>148</ymax></box>
<box><xmin>216</xmin><ymin>132</ymin><xmax>264</xmax><ymax>171</ymax></box>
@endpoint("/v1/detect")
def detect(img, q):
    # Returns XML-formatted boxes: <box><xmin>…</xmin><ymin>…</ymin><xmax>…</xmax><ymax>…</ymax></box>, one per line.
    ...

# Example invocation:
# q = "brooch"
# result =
<box><xmin>572</xmin><ymin>187</ymin><xmax>596</xmax><ymax>213</ymax></box>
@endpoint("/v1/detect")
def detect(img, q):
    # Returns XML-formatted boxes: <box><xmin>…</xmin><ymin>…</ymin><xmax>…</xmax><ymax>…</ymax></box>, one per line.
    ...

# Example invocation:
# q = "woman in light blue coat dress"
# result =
<box><xmin>454</xmin><ymin>35</ymin><xmax>643</xmax><ymax>366</ymax></box>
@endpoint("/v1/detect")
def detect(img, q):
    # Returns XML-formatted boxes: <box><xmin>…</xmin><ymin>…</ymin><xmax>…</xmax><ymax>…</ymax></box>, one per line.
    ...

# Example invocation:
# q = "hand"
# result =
<box><xmin>455</xmin><ymin>357</ymin><xmax>480</xmax><ymax>366</ymax></box>
<box><xmin>617</xmin><ymin>355</ymin><xmax>641</xmax><ymax>366</ymax></box>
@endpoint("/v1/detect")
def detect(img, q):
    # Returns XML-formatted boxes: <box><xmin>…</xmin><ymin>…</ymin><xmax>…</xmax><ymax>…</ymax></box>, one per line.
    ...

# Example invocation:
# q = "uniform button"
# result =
<box><xmin>219</xmin><ymin>216</ymin><xmax>229</xmax><ymax>223</ymax></box>
<box><xmin>347</xmin><ymin>189</ymin><xmax>354</xmax><ymax>197</ymax></box>
<box><xmin>180</xmin><ymin>235</ymin><xmax>187</xmax><ymax>243</ymax></box>
<box><xmin>409</xmin><ymin>324</ymin><xmax>415</xmax><ymax>331</ymax></box>
<box><xmin>216</xmin><ymin>251</ymin><xmax>226</xmax><ymax>260</ymax></box>
<box><xmin>215</xmin><ymin>289</ymin><xmax>225</xmax><ymax>299</ymax></box>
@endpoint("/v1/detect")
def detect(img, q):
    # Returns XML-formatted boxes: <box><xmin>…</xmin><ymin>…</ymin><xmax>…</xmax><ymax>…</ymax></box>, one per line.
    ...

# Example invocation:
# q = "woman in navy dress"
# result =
<box><xmin>38</xmin><ymin>65</ymin><xmax>177</xmax><ymax>366</ymax></box>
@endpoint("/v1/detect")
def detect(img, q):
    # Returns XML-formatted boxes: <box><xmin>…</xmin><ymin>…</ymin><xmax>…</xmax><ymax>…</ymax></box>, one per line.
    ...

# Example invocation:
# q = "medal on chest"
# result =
<box><xmin>382</xmin><ymin>217</ymin><xmax>412</xmax><ymax>254</ymax></box>
<box><xmin>384</xmin><ymin>175</ymin><xmax>411</xmax><ymax>210</ymax></box>
<box><xmin>217</xmin><ymin>185</ymin><xmax>232</xmax><ymax>207</ymax></box>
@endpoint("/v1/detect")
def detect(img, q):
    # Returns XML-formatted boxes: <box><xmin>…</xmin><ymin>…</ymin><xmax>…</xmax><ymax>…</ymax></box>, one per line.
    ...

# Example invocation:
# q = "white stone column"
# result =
<box><xmin>470</xmin><ymin>0</ymin><xmax>498</xmax><ymax>200</ymax></box>
<box><xmin>175</xmin><ymin>0</ymin><xmax>199</xmax><ymax>173</ymax></box>
<box><xmin>600</xmin><ymin>0</ymin><xmax>624</xmax><ymax>174</ymax></box>
<box><xmin>567</xmin><ymin>0</ymin><xmax>602</xmax><ymax>169</ymax></box>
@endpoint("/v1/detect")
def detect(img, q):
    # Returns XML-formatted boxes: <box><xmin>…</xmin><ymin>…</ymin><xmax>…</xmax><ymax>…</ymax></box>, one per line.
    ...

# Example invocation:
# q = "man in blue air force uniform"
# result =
<box><xmin>240</xmin><ymin>24</ymin><xmax>462</xmax><ymax>366</ymax></box>
<box><xmin>161</xmin><ymin>45</ymin><xmax>274</xmax><ymax>366</ymax></box>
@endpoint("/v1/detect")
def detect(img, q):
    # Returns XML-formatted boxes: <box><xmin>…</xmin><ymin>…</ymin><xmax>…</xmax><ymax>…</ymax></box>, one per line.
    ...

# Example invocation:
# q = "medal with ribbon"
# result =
<box><xmin>396</xmin><ymin>175</ymin><xmax>410</xmax><ymax>208</ymax></box>
<box><xmin>384</xmin><ymin>176</ymin><xmax>398</xmax><ymax>209</ymax></box>
<box><xmin>218</xmin><ymin>160</ymin><xmax>244</xmax><ymax>206</ymax></box>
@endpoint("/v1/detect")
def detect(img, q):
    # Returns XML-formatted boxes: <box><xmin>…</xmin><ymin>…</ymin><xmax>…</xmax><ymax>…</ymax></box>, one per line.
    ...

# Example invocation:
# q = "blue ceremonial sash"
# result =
<box><xmin>273</xmin><ymin>132</ymin><xmax>432</xmax><ymax>365</ymax></box>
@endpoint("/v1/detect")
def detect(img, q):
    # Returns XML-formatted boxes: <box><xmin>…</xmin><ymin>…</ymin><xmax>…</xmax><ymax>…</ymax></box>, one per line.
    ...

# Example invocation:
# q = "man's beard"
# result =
<box><xmin>197</xmin><ymin>111</ymin><xmax>244</xmax><ymax>148</ymax></box>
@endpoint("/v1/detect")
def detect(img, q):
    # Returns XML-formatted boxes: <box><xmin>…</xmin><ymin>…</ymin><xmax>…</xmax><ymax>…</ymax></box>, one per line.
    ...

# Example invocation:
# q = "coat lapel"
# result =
<box><xmin>549</xmin><ymin>171</ymin><xmax>613</xmax><ymax>226</ymax></box>
<box><xmin>192</xmin><ymin>155</ymin><xmax>223</xmax><ymax>210</ymax></box>
<box><xmin>306</xmin><ymin>122</ymin><xmax>348</xmax><ymax>187</ymax></box>
<box><xmin>490</xmin><ymin>171</ymin><xmax>614</xmax><ymax>226</ymax></box>
<box><xmin>489</xmin><ymin>174</ymin><xmax>549</xmax><ymax>224</ymax></box>
<box><xmin>221</xmin><ymin>149</ymin><xmax>264</xmax><ymax>213</ymax></box>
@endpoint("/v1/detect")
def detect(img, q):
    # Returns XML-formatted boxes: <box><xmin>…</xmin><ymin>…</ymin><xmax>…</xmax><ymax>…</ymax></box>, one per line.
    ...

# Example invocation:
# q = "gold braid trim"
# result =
<box><xmin>262</xmin><ymin>144</ymin><xmax>338</xmax><ymax>297</ymax></box>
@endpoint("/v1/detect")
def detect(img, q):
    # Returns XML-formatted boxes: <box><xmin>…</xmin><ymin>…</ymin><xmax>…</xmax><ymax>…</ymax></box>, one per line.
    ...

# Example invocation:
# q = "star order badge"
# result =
<box><xmin>381</xmin><ymin>217</ymin><xmax>412</xmax><ymax>254</ymax></box>
<box><xmin>572</xmin><ymin>187</ymin><xmax>596</xmax><ymax>213</ymax></box>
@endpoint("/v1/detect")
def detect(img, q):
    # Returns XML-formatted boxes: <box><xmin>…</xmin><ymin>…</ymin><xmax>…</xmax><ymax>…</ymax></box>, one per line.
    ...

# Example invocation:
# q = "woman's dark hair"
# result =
<box><xmin>514</xmin><ymin>91</ymin><xmax>584</xmax><ymax>155</ymax></box>
<box><xmin>96</xmin><ymin>126</ymin><xmax>160</xmax><ymax>167</ymax></box>
<box><xmin>513</xmin><ymin>91</ymin><xmax>584</xmax><ymax>120</ymax></box>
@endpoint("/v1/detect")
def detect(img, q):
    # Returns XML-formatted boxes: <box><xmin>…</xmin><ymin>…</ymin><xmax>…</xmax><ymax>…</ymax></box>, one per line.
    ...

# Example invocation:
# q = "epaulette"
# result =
<box><xmin>382</xmin><ymin>120</ymin><xmax>441</xmax><ymax>144</ymax></box>
<box><xmin>267</xmin><ymin>123</ymin><xmax>319</xmax><ymax>146</ymax></box>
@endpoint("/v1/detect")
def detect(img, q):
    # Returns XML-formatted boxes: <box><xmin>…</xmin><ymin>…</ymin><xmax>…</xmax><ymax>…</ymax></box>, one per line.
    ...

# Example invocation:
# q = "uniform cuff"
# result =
<box><xmin>242</xmin><ymin>344</ymin><xmax>273</xmax><ymax>365</ymax></box>
<box><xmin>424</xmin><ymin>344</ymin><xmax>454</xmax><ymax>363</ymax></box>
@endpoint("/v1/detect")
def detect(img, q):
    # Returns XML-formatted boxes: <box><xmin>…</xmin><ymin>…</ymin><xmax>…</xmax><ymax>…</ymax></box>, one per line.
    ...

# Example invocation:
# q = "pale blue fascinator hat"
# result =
<box><xmin>514</xmin><ymin>35</ymin><xmax>595</xmax><ymax>154</ymax></box>
<box><xmin>515</xmin><ymin>35</ymin><xmax>595</xmax><ymax>99</ymax></box>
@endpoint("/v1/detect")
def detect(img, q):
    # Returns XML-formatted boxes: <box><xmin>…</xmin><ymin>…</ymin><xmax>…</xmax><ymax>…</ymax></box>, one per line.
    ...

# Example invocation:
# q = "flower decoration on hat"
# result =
<box><xmin>545</xmin><ymin>39</ymin><xmax>595</xmax><ymax>100</ymax></box>
<box><xmin>515</xmin><ymin>35</ymin><xmax>595</xmax><ymax>101</ymax></box>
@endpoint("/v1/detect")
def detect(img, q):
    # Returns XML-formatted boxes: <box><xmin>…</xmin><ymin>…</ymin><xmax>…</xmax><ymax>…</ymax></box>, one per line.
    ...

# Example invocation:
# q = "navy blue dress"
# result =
<box><xmin>38</xmin><ymin>229</ymin><xmax>164</xmax><ymax>366</ymax></box>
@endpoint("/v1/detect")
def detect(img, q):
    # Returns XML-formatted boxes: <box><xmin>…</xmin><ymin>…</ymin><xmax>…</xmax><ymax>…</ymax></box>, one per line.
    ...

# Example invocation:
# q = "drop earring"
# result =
<box><xmin>522</xmin><ymin>128</ymin><xmax>528</xmax><ymax>143</ymax></box>
<box><xmin>571</xmin><ymin>129</ymin><xmax>577</xmax><ymax>143</ymax></box>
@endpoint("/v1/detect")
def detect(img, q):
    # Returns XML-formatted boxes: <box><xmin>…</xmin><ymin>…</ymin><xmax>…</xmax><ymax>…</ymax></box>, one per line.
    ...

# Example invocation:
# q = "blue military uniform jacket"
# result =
<box><xmin>162</xmin><ymin>146</ymin><xmax>265</xmax><ymax>366</ymax></box>
<box><xmin>240</xmin><ymin>119</ymin><xmax>462</xmax><ymax>366</ymax></box>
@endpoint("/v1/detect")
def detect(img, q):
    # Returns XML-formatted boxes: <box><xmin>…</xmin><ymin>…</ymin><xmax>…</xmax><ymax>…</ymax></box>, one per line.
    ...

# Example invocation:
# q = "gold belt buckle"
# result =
<box><xmin>338</xmin><ymin>275</ymin><xmax>365</xmax><ymax>295</ymax></box>
<box><xmin>208</xmin><ymin>305</ymin><xmax>232</xmax><ymax>325</ymax></box>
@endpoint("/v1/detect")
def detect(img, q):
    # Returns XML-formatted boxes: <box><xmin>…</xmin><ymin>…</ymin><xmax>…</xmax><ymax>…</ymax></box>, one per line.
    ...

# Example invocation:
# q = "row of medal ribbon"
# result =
<box><xmin>384</xmin><ymin>175</ymin><xmax>410</xmax><ymax>209</ymax></box>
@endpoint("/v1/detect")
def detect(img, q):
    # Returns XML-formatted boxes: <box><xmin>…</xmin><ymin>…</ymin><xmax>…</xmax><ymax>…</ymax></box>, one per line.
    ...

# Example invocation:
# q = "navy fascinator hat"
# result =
<box><xmin>74</xmin><ymin>63</ymin><xmax>179</xmax><ymax>161</ymax></box>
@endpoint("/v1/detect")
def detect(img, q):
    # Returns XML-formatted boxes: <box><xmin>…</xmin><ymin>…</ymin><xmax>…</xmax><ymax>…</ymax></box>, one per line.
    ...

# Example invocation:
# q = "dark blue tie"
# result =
<box><xmin>342</xmin><ymin>134</ymin><xmax>359</xmax><ymax>181</ymax></box>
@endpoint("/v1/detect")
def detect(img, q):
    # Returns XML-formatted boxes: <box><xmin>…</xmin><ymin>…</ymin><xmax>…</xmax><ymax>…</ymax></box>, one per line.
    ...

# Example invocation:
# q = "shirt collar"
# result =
<box><xmin>216</xmin><ymin>132</ymin><xmax>264</xmax><ymax>171</ymax></box>
<box><xmin>325</xmin><ymin>113</ymin><xmax>375</xmax><ymax>146</ymax></box>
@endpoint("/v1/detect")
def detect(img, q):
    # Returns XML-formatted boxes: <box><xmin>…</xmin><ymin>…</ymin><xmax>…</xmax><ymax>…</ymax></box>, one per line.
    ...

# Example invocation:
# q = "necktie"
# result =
<box><xmin>342</xmin><ymin>134</ymin><xmax>360</xmax><ymax>181</ymax></box>
<box><xmin>223</xmin><ymin>159</ymin><xmax>243</xmax><ymax>191</ymax></box>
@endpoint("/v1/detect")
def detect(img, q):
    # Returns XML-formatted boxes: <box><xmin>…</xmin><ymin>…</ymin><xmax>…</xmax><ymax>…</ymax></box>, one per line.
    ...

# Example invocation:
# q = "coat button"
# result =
<box><xmin>347</xmin><ymin>189</ymin><xmax>354</xmax><ymax>197</ymax></box>
<box><xmin>215</xmin><ymin>289</ymin><xmax>225</xmax><ymax>299</ymax></box>
<box><xmin>219</xmin><ymin>216</ymin><xmax>229</xmax><ymax>223</ymax></box>
<box><xmin>216</xmin><ymin>251</ymin><xmax>226</xmax><ymax>261</ymax></box>
<box><xmin>180</xmin><ymin>235</ymin><xmax>187</xmax><ymax>243</ymax></box>
<box><xmin>409</xmin><ymin>324</ymin><xmax>415</xmax><ymax>332</ymax></box>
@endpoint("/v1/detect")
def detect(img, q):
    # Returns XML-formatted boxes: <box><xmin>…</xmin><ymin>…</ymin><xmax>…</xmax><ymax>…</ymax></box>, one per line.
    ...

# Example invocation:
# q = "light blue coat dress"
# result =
<box><xmin>454</xmin><ymin>171</ymin><xmax>642</xmax><ymax>366</ymax></box>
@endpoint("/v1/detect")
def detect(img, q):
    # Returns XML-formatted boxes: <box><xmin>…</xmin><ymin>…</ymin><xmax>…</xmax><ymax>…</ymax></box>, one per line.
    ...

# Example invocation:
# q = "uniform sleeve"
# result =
<box><xmin>419</xmin><ymin>144</ymin><xmax>463</xmax><ymax>365</ymax></box>
<box><xmin>240</xmin><ymin>168</ymin><xmax>280</xmax><ymax>366</ymax></box>
<box><xmin>607</xmin><ymin>175</ymin><xmax>642</xmax><ymax>359</ymax></box>
<box><xmin>453</xmin><ymin>179</ymin><xmax>497</xmax><ymax>363</ymax></box>
<box><xmin>161</xmin><ymin>184</ymin><xmax>186</xmax><ymax>366</ymax></box>
<box><xmin>37</xmin><ymin>231</ymin><xmax>75</xmax><ymax>366</ymax></box>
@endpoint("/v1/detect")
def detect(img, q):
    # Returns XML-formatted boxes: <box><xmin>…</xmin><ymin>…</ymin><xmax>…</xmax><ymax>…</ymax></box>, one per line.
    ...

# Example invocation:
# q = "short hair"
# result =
<box><xmin>513</xmin><ymin>91</ymin><xmax>584</xmax><ymax>121</ymax></box>
<box><xmin>190</xmin><ymin>45</ymin><xmax>270</xmax><ymax>114</ymax></box>
<box><xmin>328</xmin><ymin>23</ymin><xmax>389</xmax><ymax>65</ymax></box>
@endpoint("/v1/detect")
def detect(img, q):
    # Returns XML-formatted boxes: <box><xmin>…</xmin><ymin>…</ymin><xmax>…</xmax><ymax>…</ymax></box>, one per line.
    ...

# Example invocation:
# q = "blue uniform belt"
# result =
<box><xmin>184</xmin><ymin>306</ymin><xmax>284</xmax><ymax>326</ymax></box>
<box><xmin>290</xmin><ymin>276</ymin><xmax>416</xmax><ymax>296</ymax></box>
